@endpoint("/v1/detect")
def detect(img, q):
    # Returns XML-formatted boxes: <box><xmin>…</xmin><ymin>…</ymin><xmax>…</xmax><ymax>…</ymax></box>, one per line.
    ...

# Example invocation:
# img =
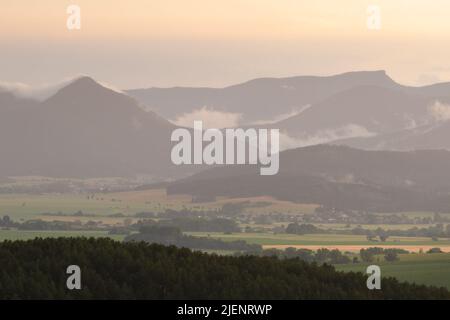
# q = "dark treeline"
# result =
<box><xmin>358</xmin><ymin>247</ymin><xmax>443</xmax><ymax>261</ymax></box>
<box><xmin>0</xmin><ymin>214</ymin><xmax>240</xmax><ymax>234</ymax></box>
<box><xmin>285</xmin><ymin>223</ymin><xmax>450</xmax><ymax>240</ymax></box>
<box><xmin>305</xmin><ymin>206</ymin><xmax>448</xmax><ymax>225</ymax></box>
<box><xmin>0</xmin><ymin>181</ymin><xmax>73</xmax><ymax>194</ymax></box>
<box><xmin>133</xmin><ymin>217</ymin><xmax>240</xmax><ymax>233</ymax></box>
<box><xmin>110</xmin><ymin>216</ymin><xmax>241</xmax><ymax>235</ymax></box>
<box><xmin>248</xmin><ymin>247</ymin><xmax>352</xmax><ymax>264</ymax></box>
<box><xmin>125</xmin><ymin>225</ymin><xmax>260</xmax><ymax>252</ymax></box>
<box><xmin>0</xmin><ymin>215</ymin><xmax>103</xmax><ymax>231</ymax></box>
<box><xmin>252</xmin><ymin>247</ymin><xmax>415</xmax><ymax>264</ymax></box>
<box><xmin>359</xmin><ymin>248</ymin><xmax>409</xmax><ymax>262</ymax></box>
<box><xmin>285</xmin><ymin>223</ymin><xmax>322</xmax><ymax>235</ymax></box>
<box><xmin>135</xmin><ymin>205</ymin><xmax>244</xmax><ymax>219</ymax></box>
<box><xmin>0</xmin><ymin>237</ymin><xmax>448</xmax><ymax>299</ymax></box>
<box><xmin>352</xmin><ymin>224</ymin><xmax>450</xmax><ymax>239</ymax></box>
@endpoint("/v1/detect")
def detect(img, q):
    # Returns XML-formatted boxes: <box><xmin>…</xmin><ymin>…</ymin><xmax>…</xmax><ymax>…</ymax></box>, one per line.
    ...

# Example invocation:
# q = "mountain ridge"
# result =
<box><xmin>0</xmin><ymin>76</ymin><xmax>198</xmax><ymax>179</ymax></box>
<box><xmin>165</xmin><ymin>144</ymin><xmax>450</xmax><ymax>212</ymax></box>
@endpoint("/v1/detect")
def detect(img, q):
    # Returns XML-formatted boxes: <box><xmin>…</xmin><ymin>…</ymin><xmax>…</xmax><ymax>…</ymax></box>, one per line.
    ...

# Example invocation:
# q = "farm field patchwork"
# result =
<box><xmin>0</xmin><ymin>190</ymin><xmax>318</xmax><ymax>221</ymax></box>
<box><xmin>187</xmin><ymin>232</ymin><xmax>450</xmax><ymax>252</ymax></box>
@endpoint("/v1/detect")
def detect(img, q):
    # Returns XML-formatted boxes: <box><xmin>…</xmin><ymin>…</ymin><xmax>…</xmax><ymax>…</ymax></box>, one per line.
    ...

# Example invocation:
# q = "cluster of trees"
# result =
<box><xmin>427</xmin><ymin>248</ymin><xmax>444</xmax><ymax>254</ymax></box>
<box><xmin>252</xmin><ymin>246</ymin><xmax>442</xmax><ymax>265</ymax></box>
<box><xmin>132</xmin><ymin>217</ymin><xmax>240</xmax><ymax>233</ymax></box>
<box><xmin>133</xmin><ymin>205</ymin><xmax>243</xmax><ymax>219</ymax></box>
<box><xmin>285</xmin><ymin>223</ymin><xmax>321</xmax><ymax>235</ymax></box>
<box><xmin>125</xmin><ymin>225</ymin><xmax>260</xmax><ymax>252</ymax></box>
<box><xmin>359</xmin><ymin>248</ymin><xmax>409</xmax><ymax>262</ymax></box>
<box><xmin>18</xmin><ymin>220</ymin><xmax>102</xmax><ymax>231</ymax></box>
<box><xmin>0</xmin><ymin>237</ymin><xmax>448</xmax><ymax>299</ymax></box>
<box><xmin>162</xmin><ymin>217</ymin><xmax>239</xmax><ymax>232</ymax></box>
<box><xmin>249</xmin><ymin>247</ymin><xmax>352</xmax><ymax>264</ymax></box>
<box><xmin>1</xmin><ymin>213</ymin><xmax>240</xmax><ymax>234</ymax></box>
<box><xmin>309</xmin><ymin>206</ymin><xmax>444</xmax><ymax>225</ymax></box>
<box><xmin>0</xmin><ymin>215</ymin><xmax>104</xmax><ymax>231</ymax></box>
<box><xmin>351</xmin><ymin>224</ymin><xmax>450</xmax><ymax>240</ymax></box>
<box><xmin>0</xmin><ymin>181</ymin><xmax>73</xmax><ymax>194</ymax></box>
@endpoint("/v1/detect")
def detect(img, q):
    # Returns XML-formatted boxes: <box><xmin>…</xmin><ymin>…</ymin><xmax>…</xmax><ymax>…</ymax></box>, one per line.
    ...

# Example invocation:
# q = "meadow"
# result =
<box><xmin>0</xmin><ymin>188</ymin><xmax>437</xmax><ymax>222</ymax></box>
<box><xmin>336</xmin><ymin>253</ymin><xmax>450</xmax><ymax>289</ymax></box>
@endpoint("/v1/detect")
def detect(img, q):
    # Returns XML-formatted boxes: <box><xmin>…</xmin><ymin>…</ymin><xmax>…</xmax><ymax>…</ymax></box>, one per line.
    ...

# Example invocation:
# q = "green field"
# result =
<box><xmin>336</xmin><ymin>253</ymin><xmax>450</xmax><ymax>289</ymax></box>
<box><xmin>0</xmin><ymin>193</ymin><xmax>153</xmax><ymax>220</ymax></box>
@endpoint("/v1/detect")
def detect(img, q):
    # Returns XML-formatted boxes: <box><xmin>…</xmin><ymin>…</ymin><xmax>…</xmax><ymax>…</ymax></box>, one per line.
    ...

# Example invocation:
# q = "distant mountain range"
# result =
<box><xmin>127</xmin><ymin>70</ymin><xmax>402</xmax><ymax>124</ymax></box>
<box><xmin>166</xmin><ymin>145</ymin><xmax>450</xmax><ymax>212</ymax></box>
<box><xmin>2</xmin><ymin>71</ymin><xmax>450</xmax><ymax>180</ymax></box>
<box><xmin>127</xmin><ymin>70</ymin><xmax>450</xmax><ymax>151</ymax></box>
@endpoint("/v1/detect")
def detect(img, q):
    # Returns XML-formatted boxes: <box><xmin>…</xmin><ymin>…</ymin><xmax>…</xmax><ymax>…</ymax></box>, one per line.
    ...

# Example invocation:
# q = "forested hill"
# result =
<box><xmin>0</xmin><ymin>238</ymin><xmax>448</xmax><ymax>299</ymax></box>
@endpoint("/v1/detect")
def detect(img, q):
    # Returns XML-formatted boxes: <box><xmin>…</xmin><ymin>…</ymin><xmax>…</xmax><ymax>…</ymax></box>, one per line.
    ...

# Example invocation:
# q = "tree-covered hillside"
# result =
<box><xmin>0</xmin><ymin>237</ymin><xmax>448</xmax><ymax>299</ymax></box>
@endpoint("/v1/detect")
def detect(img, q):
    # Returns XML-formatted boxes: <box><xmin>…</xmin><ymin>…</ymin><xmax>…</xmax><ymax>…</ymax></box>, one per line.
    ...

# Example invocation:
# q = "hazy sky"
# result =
<box><xmin>2</xmin><ymin>0</ymin><xmax>450</xmax><ymax>88</ymax></box>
